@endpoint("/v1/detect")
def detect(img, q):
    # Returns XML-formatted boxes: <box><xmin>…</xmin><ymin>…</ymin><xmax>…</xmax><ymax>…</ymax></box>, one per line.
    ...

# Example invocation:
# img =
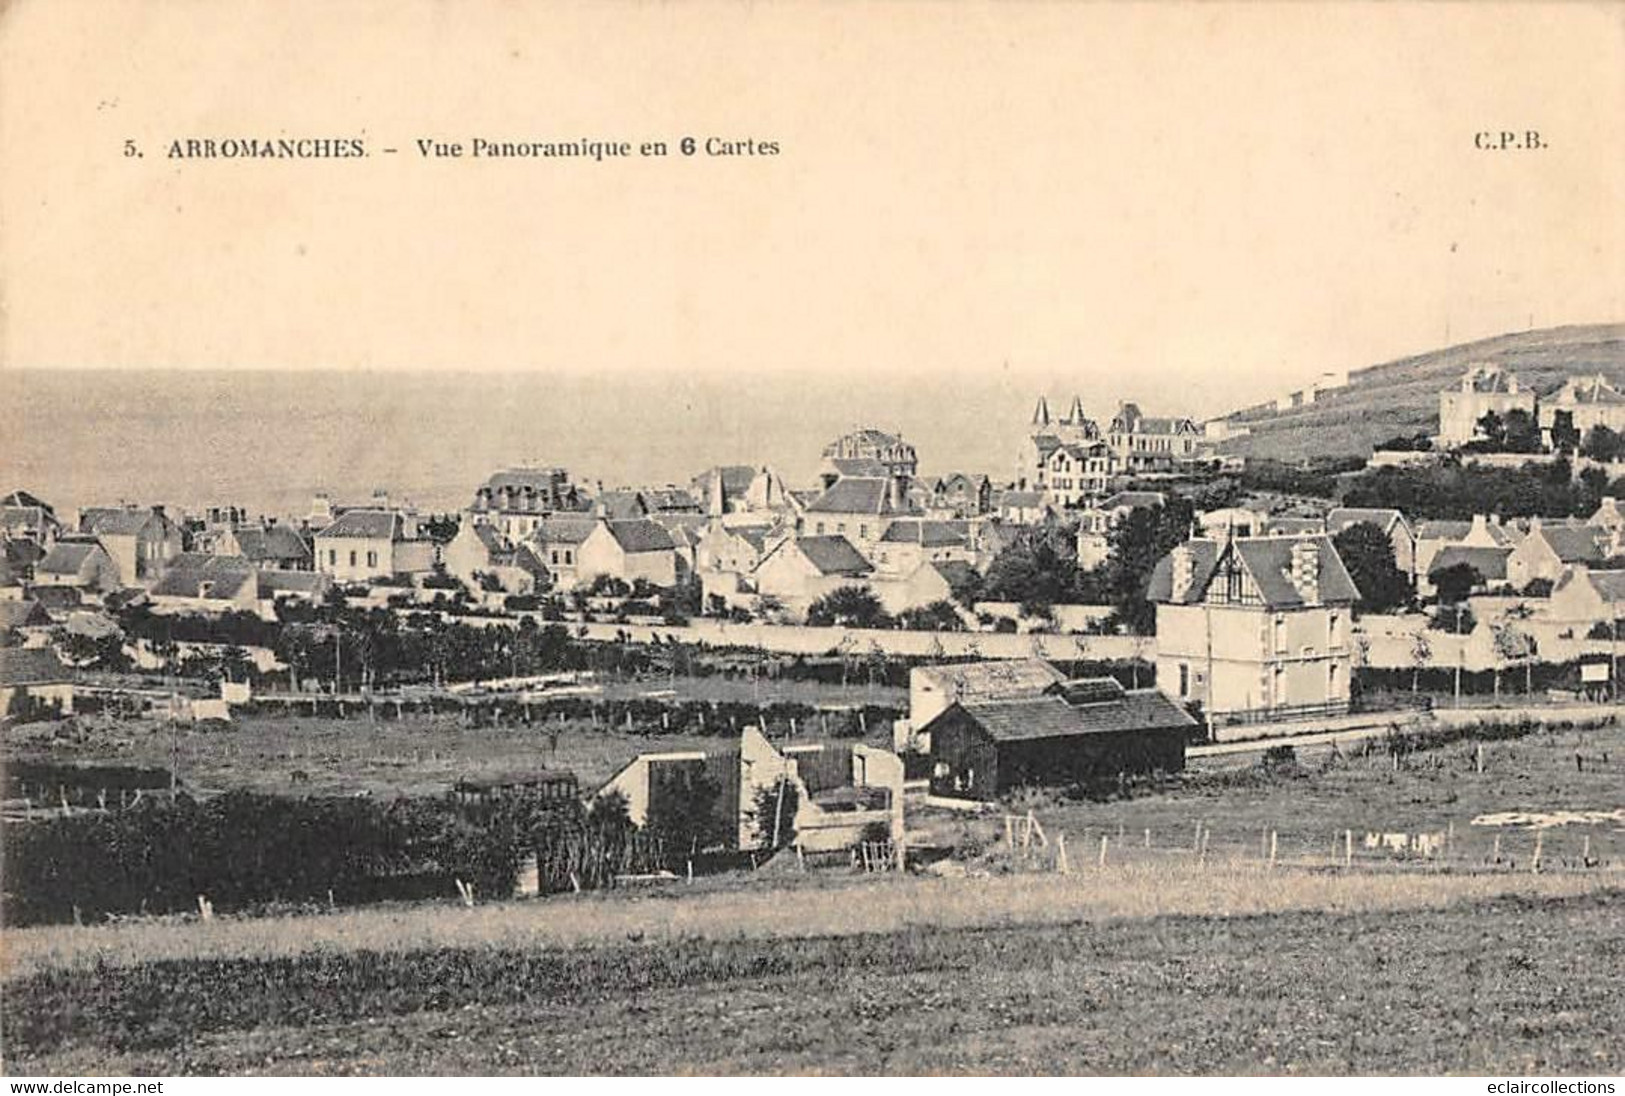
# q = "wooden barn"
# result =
<box><xmin>922</xmin><ymin>677</ymin><xmax>1194</xmax><ymax>800</ymax></box>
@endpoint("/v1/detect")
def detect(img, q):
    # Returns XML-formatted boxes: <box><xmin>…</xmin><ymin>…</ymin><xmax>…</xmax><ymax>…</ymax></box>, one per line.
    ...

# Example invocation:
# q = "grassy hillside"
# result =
<box><xmin>1218</xmin><ymin>323</ymin><xmax>1625</xmax><ymax>462</ymax></box>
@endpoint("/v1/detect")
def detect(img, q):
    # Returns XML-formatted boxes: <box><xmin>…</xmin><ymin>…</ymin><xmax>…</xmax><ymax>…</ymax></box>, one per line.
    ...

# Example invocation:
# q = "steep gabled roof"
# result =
<box><xmin>1000</xmin><ymin>490</ymin><xmax>1046</xmax><ymax>508</ymax></box>
<box><xmin>1148</xmin><ymin>536</ymin><xmax>1360</xmax><ymax>608</ymax></box>
<box><xmin>1427</xmin><ymin>545</ymin><xmax>1512</xmax><ymax>582</ymax></box>
<box><xmin>150</xmin><ymin>554</ymin><xmax>257</xmax><ymax>600</ymax></box>
<box><xmin>315</xmin><ymin>509</ymin><xmax>401</xmax><ymax>541</ymax></box>
<box><xmin>604</xmin><ymin>519</ymin><xmax>675</xmax><ymax>554</ymax></box>
<box><xmin>928</xmin><ymin>559</ymin><xmax>978</xmax><ymax>590</ymax></box>
<box><xmin>231</xmin><ymin>525</ymin><xmax>311</xmax><ymax>563</ymax></box>
<box><xmin>2</xmin><ymin>490</ymin><xmax>54</xmax><ymax>515</ymax></box>
<box><xmin>80</xmin><ymin>507</ymin><xmax>161</xmax><ymax>537</ymax></box>
<box><xmin>596</xmin><ymin>490</ymin><xmax>649</xmax><ymax>520</ymax></box>
<box><xmin>1100</xmin><ymin>490</ymin><xmax>1167</xmax><ymax>512</ymax></box>
<box><xmin>1533</xmin><ymin>525</ymin><xmax>1607</xmax><ymax>564</ymax></box>
<box><xmin>534</xmin><ymin>515</ymin><xmax>598</xmax><ymax>546</ymax></box>
<box><xmin>793</xmin><ymin>535</ymin><xmax>873</xmax><ymax>577</ymax></box>
<box><xmin>0</xmin><ymin>599</ymin><xmax>52</xmax><ymax>630</ymax></box>
<box><xmin>1326</xmin><ymin>507</ymin><xmax>1410</xmax><ymax>537</ymax></box>
<box><xmin>37</xmin><ymin>542</ymin><xmax>104</xmax><ymax>576</ymax></box>
<box><xmin>806</xmin><ymin>478</ymin><xmax>893</xmax><ymax>516</ymax></box>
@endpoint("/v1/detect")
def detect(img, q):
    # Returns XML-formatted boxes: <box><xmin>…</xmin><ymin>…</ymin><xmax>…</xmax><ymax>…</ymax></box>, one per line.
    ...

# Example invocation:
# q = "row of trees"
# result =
<box><xmin>1341</xmin><ymin>457</ymin><xmax>1619</xmax><ymax>520</ymax></box>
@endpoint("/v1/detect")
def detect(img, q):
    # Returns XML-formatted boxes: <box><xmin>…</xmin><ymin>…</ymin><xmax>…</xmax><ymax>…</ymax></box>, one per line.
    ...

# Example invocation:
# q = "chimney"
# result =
<box><xmin>1289</xmin><ymin>539</ymin><xmax>1320</xmax><ymax>604</ymax></box>
<box><xmin>1170</xmin><ymin>545</ymin><xmax>1195</xmax><ymax>601</ymax></box>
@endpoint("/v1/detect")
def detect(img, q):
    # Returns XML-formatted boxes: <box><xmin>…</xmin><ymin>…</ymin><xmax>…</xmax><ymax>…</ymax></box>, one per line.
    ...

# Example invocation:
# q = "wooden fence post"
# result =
<box><xmin>1144</xmin><ymin>827</ymin><xmax>1151</xmax><ymax>849</ymax></box>
<box><xmin>1056</xmin><ymin>833</ymin><xmax>1070</xmax><ymax>875</ymax></box>
<box><xmin>1268</xmin><ymin>830</ymin><xmax>1278</xmax><ymax>869</ymax></box>
<box><xmin>1098</xmin><ymin>834</ymin><xmax>1109</xmax><ymax>869</ymax></box>
<box><xmin>1344</xmin><ymin>829</ymin><xmax>1353</xmax><ymax>868</ymax></box>
<box><xmin>1531</xmin><ymin>831</ymin><xmax>1543</xmax><ymax>874</ymax></box>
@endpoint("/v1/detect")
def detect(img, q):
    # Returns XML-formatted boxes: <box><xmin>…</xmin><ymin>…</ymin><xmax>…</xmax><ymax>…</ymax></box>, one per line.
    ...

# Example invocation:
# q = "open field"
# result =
<box><xmin>4</xmin><ymin>877</ymin><xmax>1621</xmax><ymax>1075</ymax></box>
<box><xmin>6</xmin><ymin>714</ymin><xmax>761</xmax><ymax>798</ymax></box>
<box><xmin>913</xmin><ymin>714</ymin><xmax>1625</xmax><ymax>872</ymax></box>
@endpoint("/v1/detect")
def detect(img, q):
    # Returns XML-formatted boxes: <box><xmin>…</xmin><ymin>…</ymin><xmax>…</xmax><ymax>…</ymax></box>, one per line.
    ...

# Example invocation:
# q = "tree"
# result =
<box><xmin>1332</xmin><ymin>522</ymin><xmax>1412</xmax><ymax>614</ymax></box>
<box><xmin>1475</xmin><ymin>410</ymin><xmax>1506</xmax><ymax>449</ymax></box>
<box><xmin>751</xmin><ymin>777</ymin><xmax>801</xmax><ymax>851</ymax></box>
<box><xmin>1502</xmin><ymin>409</ymin><xmax>1543</xmax><ymax>454</ymax></box>
<box><xmin>1408</xmin><ymin>630</ymin><xmax>1433</xmax><ymax>694</ymax></box>
<box><xmin>981</xmin><ymin>523</ymin><xmax>1081</xmax><ymax>610</ymax></box>
<box><xmin>1429</xmin><ymin>562</ymin><xmax>1482</xmax><ymax>607</ymax></box>
<box><xmin>645</xmin><ymin>769</ymin><xmax>725</xmax><ymax>859</ymax></box>
<box><xmin>1582</xmin><ymin>425</ymin><xmax>1625</xmax><ymax>464</ymax></box>
<box><xmin>1105</xmin><ymin>498</ymin><xmax>1195</xmax><ymax>634</ymax></box>
<box><xmin>897</xmin><ymin>600</ymin><xmax>964</xmax><ymax>632</ymax></box>
<box><xmin>806</xmin><ymin>586</ymin><xmax>892</xmax><ymax>629</ymax></box>
<box><xmin>1551</xmin><ymin>410</ymin><xmax>1581</xmax><ymax>456</ymax></box>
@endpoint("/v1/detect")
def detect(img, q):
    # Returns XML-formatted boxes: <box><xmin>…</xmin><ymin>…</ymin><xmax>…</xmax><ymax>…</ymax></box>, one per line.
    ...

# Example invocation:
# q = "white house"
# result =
<box><xmin>576</xmin><ymin>519</ymin><xmax>679</xmax><ymax>588</ymax></box>
<box><xmin>78</xmin><ymin>506</ymin><xmax>184</xmax><ymax>585</ymax></box>
<box><xmin>1149</xmin><ymin>535</ymin><xmax>1359</xmax><ymax>721</ymax></box>
<box><xmin>1438</xmin><ymin>364</ymin><xmax>1535</xmax><ymax>448</ymax></box>
<box><xmin>752</xmin><ymin>534</ymin><xmax>874</xmax><ymax>616</ymax></box>
<box><xmin>33</xmin><ymin>541</ymin><xmax>120</xmax><ymax>593</ymax></box>
<box><xmin>313</xmin><ymin>510</ymin><xmax>436</xmax><ymax>582</ymax></box>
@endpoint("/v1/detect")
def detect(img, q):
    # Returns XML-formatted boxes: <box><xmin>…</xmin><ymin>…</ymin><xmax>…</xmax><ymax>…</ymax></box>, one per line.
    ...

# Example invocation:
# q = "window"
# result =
<box><xmin>1178</xmin><ymin>663</ymin><xmax>1190</xmax><ymax>697</ymax></box>
<box><xmin>1328</xmin><ymin>662</ymin><xmax>1341</xmax><ymax>697</ymax></box>
<box><xmin>859</xmin><ymin>525</ymin><xmax>869</xmax><ymax>539</ymax></box>
<box><xmin>1273</xmin><ymin>615</ymin><xmax>1287</xmax><ymax>653</ymax></box>
<box><xmin>564</xmin><ymin>550</ymin><xmax>573</xmax><ymax>565</ymax></box>
<box><xmin>366</xmin><ymin>551</ymin><xmax>377</xmax><ymax>568</ymax></box>
<box><xmin>816</xmin><ymin>522</ymin><xmax>826</xmax><ymax>535</ymax></box>
<box><xmin>349</xmin><ymin>550</ymin><xmax>357</xmax><ymax>567</ymax></box>
<box><xmin>328</xmin><ymin>549</ymin><xmax>336</xmax><ymax>566</ymax></box>
<box><xmin>551</xmin><ymin>550</ymin><xmax>560</xmax><ymax>565</ymax></box>
<box><xmin>1328</xmin><ymin>612</ymin><xmax>1341</xmax><ymax>647</ymax></box>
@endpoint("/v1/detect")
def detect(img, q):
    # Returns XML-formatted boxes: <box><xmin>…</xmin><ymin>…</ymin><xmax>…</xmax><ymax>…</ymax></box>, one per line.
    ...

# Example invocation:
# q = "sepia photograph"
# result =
<box><xmin>1</xmin><ymin>0</ymin><xmax>1623</xmax><ymax>1083</ymax></box>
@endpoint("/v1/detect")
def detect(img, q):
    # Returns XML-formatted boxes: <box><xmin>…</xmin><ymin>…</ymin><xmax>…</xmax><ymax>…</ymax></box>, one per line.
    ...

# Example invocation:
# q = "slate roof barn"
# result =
<box><xmin>922</xmin><ymin>677</ymin><xmax>1194</xmax><ymax>799</ymax></box>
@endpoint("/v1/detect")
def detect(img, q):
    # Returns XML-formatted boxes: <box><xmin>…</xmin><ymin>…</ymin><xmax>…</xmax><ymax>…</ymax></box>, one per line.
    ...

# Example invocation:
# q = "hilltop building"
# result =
<box><xmin>1438</xmin><ymin>364</ymin><xmax>1535</xmax><ymax>448</ymax></box>
<box><xmin>1540</xmin><ymin>374</ymin><xmax>1625</xmax><ymax>442</ymax></box>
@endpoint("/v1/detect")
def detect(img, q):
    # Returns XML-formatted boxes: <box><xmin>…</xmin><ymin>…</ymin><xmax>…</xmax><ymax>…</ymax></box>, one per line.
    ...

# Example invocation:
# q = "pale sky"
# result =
<box><xmin>2</xmin><ymin>0</ymin><xmax>1622</xmax><ymax>420</ymax></box>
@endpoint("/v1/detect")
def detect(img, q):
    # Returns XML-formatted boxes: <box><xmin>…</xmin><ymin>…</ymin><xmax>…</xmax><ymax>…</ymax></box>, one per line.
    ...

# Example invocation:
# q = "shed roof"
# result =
<box><xmin>1427</xmin><ymin>545</ymin><xmax>1512</xmax><ymax>581</ymax></box>
<box><xmin>80</xmin><ymin>507</ymin><xmax>162</xmax><ymax>537</ymax></box>
<box><xmin>945</xmin><ymin>686</ymin><xmax>1195</xmax><ymax>743</ymax></box>
<box><xmin>36</xmin><ymin>542</ymin><xmax>104</xmax><ymax>575</ymax></box>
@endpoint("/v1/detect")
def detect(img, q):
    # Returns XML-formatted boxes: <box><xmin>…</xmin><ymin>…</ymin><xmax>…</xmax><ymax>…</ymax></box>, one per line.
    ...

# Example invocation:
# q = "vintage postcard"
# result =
<box><xmin>1</xmin><ymin>0</ymin><xmax>1622</xmax><ymax>1083</ymax></box>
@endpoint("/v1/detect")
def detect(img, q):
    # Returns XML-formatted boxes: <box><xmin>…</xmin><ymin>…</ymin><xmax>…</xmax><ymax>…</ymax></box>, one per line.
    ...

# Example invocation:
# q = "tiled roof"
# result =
<box><xmin>1101</xmin><ymin>491</ymin><xmax>1167</xmax><ymax>512</ymax></box>
<box><xmin>597</xmin><ymin>490</ymin><xmax>649</xmax><ymax>520</ymax></box>
<box><xmin>1326</xmin><ymin>508</ymin><xmax>1407</xmax><ymax>535</ymax></box>
<box><xmin>482</xmin><ymin>468</ymin><xmax>569</xmax><ymax>492</ymax></box>
<box><xmin>828</xmin><ymin>457</ymin><xmax>891</xmax><ymax>478</ymax></box>
<box><xmin>1427</xmin><ymin>545</ymin><xmax>1512</xmax><ymax>581</ymax></box>
<box><xmin>1001</xmin><ymin>490</ymin><xmax>1046</xmax><ymax>508</ymax></box>
<box><xmin>0</xmin><ymin>647</ymin><xmax>71</xmax><ymax>686</ymax></box>
<box><xmin>946</xmin><ymin>686</ymin><xmax>1196</xmax><ymax>743</ymax></box>
<box><xmin>1148</xmin><ymin>535</ymin><xmax>1361</xmax><ymax>608</ymax></box>
<box><xmin>316</xmin><ymin>510</ymin><xmax>400</xmax><ymax>541</ymax></box>
<box><xmin>794</xmin><ymin>535</ymin><xmax>873</xmax><ymax>576</ymax></box>
<box><xmin>37</xmin><ymin>542</ymin><xmax>102</xmax><ymax>575</ymax></box>
<box><xmin>80</xmin><ymin>507</ymin><xmax>159</xmax><ymax>537</ymax></box>
<box><xmin>534</xmin><ymin>515</ymin><xmax>598</xmax><ymax>546</ymax></box>
<box><xmin>1583</xmin><ymin>570</ymin><xmax>1625</xmax><ymax>602</ymax></box>
<box><xmin>0</xmin><ymin>599</ymin><xmax>51</xmax><ymax>629</ymax></box>
<box><xmin>2</xmin><ymin>490</ymin><xmax>54</xmax><ymax>514</ymax></box>
<box><xmin>914</xmin><ymin>658</ymin><xmax>1065</xmax><ymax>699</ymax></box>
<box><xmin>1262</xmin><ymin>517</ymin><xmax>1325</xmax><ymax>535</ymax></box>
<box><xmin>878</xmin><ymin>520</ymin><xmax>968</xmax><ymax>547</ymax></box>
<box><xmin>30</xmin><ymin>586</ymin><xmax>83</xmax><ymax>611</ymax></box>
<box><xmin>1416</xmin><ymin>520</ymin><xmax>1473</xmax><ymax>542</ymax></box>
<box><xmin>807</xmin><ymin>478</ymin><xmax>893</xmax><ymax>515</ymax></box>
<box><xmin>1535</xmin><ymin>526</ymin><xmax>1606</xmax><ymax>564</ymax></box>
<box><xmin>604</xmin><ymin>519</ymin><xmax>675</xmax><ymax>554</ymax></box>
<box><xmin>928</xmin><ymin>560</ymin><xmax>978</xmax><ymax>589</ymax></box>
<box><xmin>150</xmin><ymin>554</ymin><xmax>257</xmax><ymax>600</ymax></box>
<box><xmin>231</xmin><ymin>525</ymin><xmax>311</xmax><ymax>563</ymax></box>
<box><xmin>257</xmin><ymin>570</ymin><xmax>332</xmax><ymax>597</ymax></box>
